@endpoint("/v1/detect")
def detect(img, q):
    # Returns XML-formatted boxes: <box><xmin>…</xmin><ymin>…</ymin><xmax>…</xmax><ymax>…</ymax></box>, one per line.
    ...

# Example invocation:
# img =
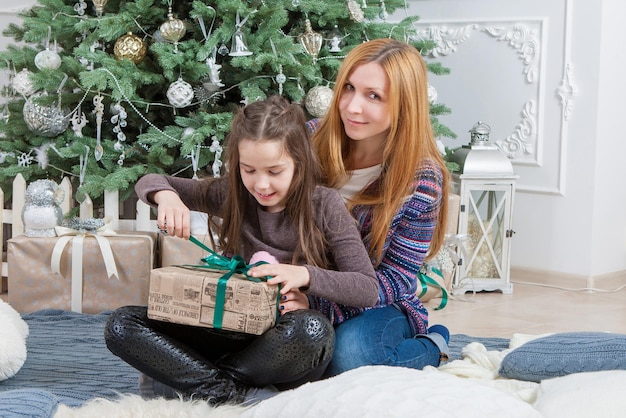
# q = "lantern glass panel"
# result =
<box><xmin>465</xmin><ymin>188</ymin><xmax>508</xmax><ymax>279</ymax></box>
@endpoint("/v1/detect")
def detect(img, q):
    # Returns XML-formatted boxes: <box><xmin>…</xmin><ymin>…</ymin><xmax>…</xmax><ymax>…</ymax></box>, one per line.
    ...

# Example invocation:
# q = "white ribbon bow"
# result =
<box><xmin>51</xmin><ymin>222</ymin><xmax>119</xmax><ymax>313</ymax></box>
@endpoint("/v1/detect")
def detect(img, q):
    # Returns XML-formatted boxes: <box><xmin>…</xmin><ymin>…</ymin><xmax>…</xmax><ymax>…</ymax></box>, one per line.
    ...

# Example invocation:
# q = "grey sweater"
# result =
<box><xmin>136</xmin><ymin>174</ymin><xmax>378</xmax><ymax>308</ymax></box>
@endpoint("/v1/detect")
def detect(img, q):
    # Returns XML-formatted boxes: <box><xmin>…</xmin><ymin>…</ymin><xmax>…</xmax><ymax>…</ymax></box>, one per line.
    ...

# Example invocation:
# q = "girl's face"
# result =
<box><xmin>339</xmin><ymin>62</ymin><xmax>391</xmax><ymax>146</ymax></box>
<box><xmin>238</xmin><ymin>138</ymin><xmax>295</xmax><ymax>213</ymax></box>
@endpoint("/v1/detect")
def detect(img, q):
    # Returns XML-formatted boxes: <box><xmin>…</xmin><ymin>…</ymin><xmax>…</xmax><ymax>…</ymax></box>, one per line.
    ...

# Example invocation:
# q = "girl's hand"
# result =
<box><xmin>153</xmin><ymin>190</ymin><xmax>191</xmax><ymax>239</ymax></box>
<box><xmin>278</xmin><ymin>289</ymin><xmax>310</xmax><ymax>314</ymax></box>
<box><xmin>248</xmin><ymin>264</ymin><xmax>310</xmax><ymax>295</ymax></box>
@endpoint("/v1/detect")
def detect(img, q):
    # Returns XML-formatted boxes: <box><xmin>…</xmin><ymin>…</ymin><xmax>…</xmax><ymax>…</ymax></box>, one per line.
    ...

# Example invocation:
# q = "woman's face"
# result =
<box><xmin>339</xmin><ymin>62</ymin><xmax>391</xmax><ymax>146</ymax></box>
<box><xmin>238</xmin><ymin>139</ymin><xmax>295</xmax><ymax>213</ymax></box>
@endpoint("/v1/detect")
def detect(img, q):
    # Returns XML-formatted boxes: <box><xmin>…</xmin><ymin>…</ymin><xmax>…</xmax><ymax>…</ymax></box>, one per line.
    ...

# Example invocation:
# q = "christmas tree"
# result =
<box><xmin>0</xmin><ymin>0</ymin><xmax>453</xmax><ymax>207</ymax></box>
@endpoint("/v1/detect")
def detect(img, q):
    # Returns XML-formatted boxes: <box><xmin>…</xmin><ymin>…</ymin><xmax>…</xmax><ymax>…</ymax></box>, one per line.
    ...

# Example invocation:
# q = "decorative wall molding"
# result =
<box><xmin>557</xmin><ymin>63</ymin><xmax>577</xmax><ymax>122</ymax></box>
<box><xmin>496</xmin><ymin>100</ymin><xmax>536</xmax><ymax>159</ymax></box>
<box><xmin>412</xmin><ymin>19</ymin><xmax>543</xmax><ymax>163</ymax></box>
<box><xmin>415</xmin><ymin>24</ymin><xmax>478</xmax><ymax>57</ymax></box>
<box><xmin>415</xmin><ymin>22</ymin><xmax>541</xmax><ymax>84</ymax></box>
<box><xmin>411</xmin><ymin>11</ymin><xmax>573</xmax><ymax>196</ymax></box>
<box><xmin>481</xmin><ymin>24</ymin><xmax>540</xmax><ymax>84</ymax></box>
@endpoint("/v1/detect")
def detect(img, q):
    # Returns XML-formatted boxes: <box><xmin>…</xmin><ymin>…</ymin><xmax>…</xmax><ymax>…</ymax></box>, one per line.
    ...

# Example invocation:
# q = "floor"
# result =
<box><xmin>425</xmin><ymin>277</ymin><xmax>626</xmax><ymax>338</ymax></box>
<box><xmin>2</xmin><ymin>275</ymin><xmax>626</xmax><ymax>339</ymax></box>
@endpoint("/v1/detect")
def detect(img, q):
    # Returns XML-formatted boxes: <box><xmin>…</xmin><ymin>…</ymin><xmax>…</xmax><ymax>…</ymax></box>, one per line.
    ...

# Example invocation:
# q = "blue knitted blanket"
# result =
<box><xmin>0</xmin><ymin>310</ymin><xmax>509</xmax><ymax>417</ymax></box>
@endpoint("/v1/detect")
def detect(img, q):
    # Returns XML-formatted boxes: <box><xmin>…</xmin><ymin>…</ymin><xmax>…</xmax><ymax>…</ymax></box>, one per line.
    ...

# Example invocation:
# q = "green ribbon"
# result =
<box><xmin>417</xmin><ymin>267</ymin><xmax>448</xmax><ymax>310</ymax></box>
<box><xmin>185</xmin><ymin>235</ymin><xmax>280</xmax><ymax>330</ymax></box>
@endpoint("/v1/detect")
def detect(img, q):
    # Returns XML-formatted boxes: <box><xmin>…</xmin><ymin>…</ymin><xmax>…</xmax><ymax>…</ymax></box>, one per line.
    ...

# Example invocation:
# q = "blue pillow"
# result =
<box><xmin>498</xmin><ymin>332</ymin><xmax>626</xmax><ymax>382</ymax></box>
<box><xmin>0</xmin><ymin>388</ymin><xmax>59</xmax><ymax>417</ymax></box>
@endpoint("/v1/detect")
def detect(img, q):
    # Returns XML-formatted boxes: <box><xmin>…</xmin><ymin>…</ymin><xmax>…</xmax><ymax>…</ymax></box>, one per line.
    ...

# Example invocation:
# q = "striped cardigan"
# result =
<box><xmin>309</xmin><ymin>159</ymin><xmax>444</xmax><ymax>335</ymax></box>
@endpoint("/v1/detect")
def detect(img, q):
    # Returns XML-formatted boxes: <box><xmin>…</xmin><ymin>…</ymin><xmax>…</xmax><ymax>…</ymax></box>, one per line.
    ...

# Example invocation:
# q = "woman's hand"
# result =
<box><xmin>277</xmin><ymin>289</ymin><xmax>310</xmax><ymax>314</ymax></box>
<box><xmin>249</xmin><ymin>264</ymin><xmax>310</xmax><ymax>295</ymax></box>
<box><xmin>152</xmin><ymin>190</ymin><xmax>190</xmax><ymax>239</ymax></box>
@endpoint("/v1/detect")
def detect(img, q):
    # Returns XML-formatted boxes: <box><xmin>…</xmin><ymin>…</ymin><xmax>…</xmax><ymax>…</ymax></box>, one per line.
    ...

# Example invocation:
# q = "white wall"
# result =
<box><xmin>591</xmin><ymin>0</ymin><xmax>626</xmax><ymax>276</ymax></box>
<box><xmin>2</xmin><ymin>0</ymin><xmax>625</xmax><ymax>282</ymax></box>
<box><xmin>393</xmin><ymin>0</ymin><xmax>626</xmax><ymax>282</ymax></box>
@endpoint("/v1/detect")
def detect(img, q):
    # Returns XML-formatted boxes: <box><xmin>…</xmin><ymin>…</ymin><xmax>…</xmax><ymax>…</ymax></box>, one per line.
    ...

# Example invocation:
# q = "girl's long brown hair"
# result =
<box><xmin>312</xmin><ymin>38</ymin><xmax>449</xmax><ymax>265</ymax></box>
<box><xmin>219</xmin><ymin>95</ymin><xmax>328</xmax><ymax>267</ymax></box>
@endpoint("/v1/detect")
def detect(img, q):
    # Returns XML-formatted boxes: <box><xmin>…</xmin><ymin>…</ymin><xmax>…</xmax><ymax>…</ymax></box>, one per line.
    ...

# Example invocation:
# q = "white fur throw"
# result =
<box><xmin>54</xmin><ymin>395</ymin><xmax>249</xmax><ymax>418</ymax></box>
<box><xmin>0</xmin><ymin>299</ymin><xmax>29</xmax><ymax>380</ymax></box>
<box><xmin>56</xmin><ymin>366</ymin><xmax>540</xmax><ymax>418</ymax></box>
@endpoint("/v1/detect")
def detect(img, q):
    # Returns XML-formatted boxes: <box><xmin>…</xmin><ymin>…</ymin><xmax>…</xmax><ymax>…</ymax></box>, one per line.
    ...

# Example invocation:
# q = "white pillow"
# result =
<box><xmin>534</xmin><ymin>370</ymin><xmax>626</xmax><ymax>418</ymax></box>
<box><xmin>243</xmin><ymin>366</ymin><xmax>541</xmax><ymax>418</ymax></box>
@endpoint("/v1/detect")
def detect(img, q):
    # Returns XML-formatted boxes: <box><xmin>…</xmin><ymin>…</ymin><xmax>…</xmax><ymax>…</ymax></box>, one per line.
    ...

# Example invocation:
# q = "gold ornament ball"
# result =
<box><xmin>160</xmin><ymin>14</ymin><xmax>186</xmax><ymax>44</ymax></box>
<box><xmin>114</xmin><ymin>32</ymin><xmax>147</xmax><ymax>64</ymax></box>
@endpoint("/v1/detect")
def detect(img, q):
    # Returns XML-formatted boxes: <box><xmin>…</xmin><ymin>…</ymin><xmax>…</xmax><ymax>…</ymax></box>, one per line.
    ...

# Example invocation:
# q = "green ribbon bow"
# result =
<box><xmin>417</xmin><ymin>267</ymin><xmax>449</xmax><ymax>310</ymax></box>
<box><xmin>185</xmin><ymin>235</ymin><xmax>280</xmax><ymax>330</ymax></box>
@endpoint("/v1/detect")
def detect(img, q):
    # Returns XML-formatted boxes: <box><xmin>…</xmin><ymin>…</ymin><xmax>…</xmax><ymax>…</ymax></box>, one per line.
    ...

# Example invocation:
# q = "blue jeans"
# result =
<box><xmin>326</xmin><ymin>305</ymin><xmax>442</xmax><ymax>377</ymax></box>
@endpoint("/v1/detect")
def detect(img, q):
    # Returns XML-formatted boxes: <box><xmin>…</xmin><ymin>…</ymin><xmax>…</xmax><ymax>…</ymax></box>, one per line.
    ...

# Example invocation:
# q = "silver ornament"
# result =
<box><xmin>12</xmin><ymin>69</ymin><xmax>36</xmax><ymax>97</ymax></box>
<box><xmin>167</xmin><ymin>77</ymin><xmax>194</xmax><ymax>108</ymax></box>
<box><xmin>62</xmin><ymin>216</ymin><xmax>106</xmax><ymax>232</ymax></box>
<box><xmin>305</xmin><ymin>85</ymin><xmax>333</xmax><ymax>118</ymax></box>
<box><xmin>22</xmin><ymin>179</ymin><xmax>65</xmax><ymax>237</ymax></box>
<box><xmin>23</xmin><ymin>95</ymin><xmax>70</xmax><ymax>137</ymax></box>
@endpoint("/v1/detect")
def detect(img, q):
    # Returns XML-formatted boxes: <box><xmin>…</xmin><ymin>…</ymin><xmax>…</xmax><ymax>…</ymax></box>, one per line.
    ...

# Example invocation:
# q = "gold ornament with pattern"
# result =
<box><xmin>114</xmin><ymin>32</ymin><xmax>147</xmax><ymax>64</ymax></box>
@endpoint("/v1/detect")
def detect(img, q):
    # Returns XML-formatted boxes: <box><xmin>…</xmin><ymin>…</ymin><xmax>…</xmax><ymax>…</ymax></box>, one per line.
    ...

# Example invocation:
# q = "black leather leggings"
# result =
<box><xmin>104</xmin><ymin>306</ymin><xmax>334</xmax><ymax>405</ymax></box>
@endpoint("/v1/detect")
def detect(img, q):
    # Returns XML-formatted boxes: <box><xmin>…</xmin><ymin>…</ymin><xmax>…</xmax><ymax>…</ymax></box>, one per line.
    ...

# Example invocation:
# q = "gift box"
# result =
<box><xmin>148</xmin><ymin>266</ymin><xmax>280</xmax><ymax>335</ymax></box>
<box><xmin>7</xmin><ymin>231</ymin><xmax>157</xmax><ymax>314</ymax></box>
<box><xmin>159</xmin><ymin>234</ymin><xmax>216</xmax><ymax>267</ymax></box>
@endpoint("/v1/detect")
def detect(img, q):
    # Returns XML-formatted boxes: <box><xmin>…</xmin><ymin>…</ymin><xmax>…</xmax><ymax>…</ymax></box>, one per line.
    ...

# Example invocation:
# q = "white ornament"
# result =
<box><xmin>22</xmin><ymin>179</ymin><xmax>65</xmax><ymax>238</ymax></box>
<box><xmin>209</xmin><ymin>136</ymin><xmax>223</xmax><ymax>177</ymax></box>
<box><xmin>182</xmin><ymin>127</ymin><xmax>195</xmax><ymax>138</ymax></box>
<box><xmin>167</xmin><ymin>77</ymin><xmax>194</xmax><ymax>108</ymax></box>
<box><xmin>12</xmin><ymin>69</ymin><xmax>36</xmax><ymax>97</ymax></box>
<box><xmin>305</xmin><ymin>85</ymin><xmax>334</xmax><ymax>118</ymax></box>
<box><xmin>204</xmin><ymin>56</ymin><xmax>225</xmax><ymax>91</ymax></box>
<box><xmin>428</xmin><ymin>84</ymin><xmax>438</xmax><ymax>104</ymax></box>
<box><xmin>71</xmin><ymin>110</ymin><xmax>87</xmax><ymax>136</ymax></box>
<box><xmin>17</xmin><ymin>152</ymin><xmax>34</xmax><ymax>167</ymax></box>
<box><xmin>229</xmin><ymin>27</ymin><xmax>253</xmax><ymax>56</ymax></box>
<box><xmin>35</xmin><ymin>49</ymin><xmax>62</xmax><ymax>70</ymax></box>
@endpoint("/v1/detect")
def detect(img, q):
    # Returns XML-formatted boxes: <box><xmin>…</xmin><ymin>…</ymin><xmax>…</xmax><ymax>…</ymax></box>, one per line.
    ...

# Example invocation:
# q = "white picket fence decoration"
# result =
<box><xmin>1</xmin><ymin>173</ymin><xmax>156</xmax><ymax>277</ymax></box>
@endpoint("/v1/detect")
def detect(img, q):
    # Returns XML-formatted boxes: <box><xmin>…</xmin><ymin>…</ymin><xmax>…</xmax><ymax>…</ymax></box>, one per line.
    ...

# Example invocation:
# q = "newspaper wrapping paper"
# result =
<box><xmin>148</xmin><ymin>235</ymin><xmax>280</xmax><ymax>335</ymax></box>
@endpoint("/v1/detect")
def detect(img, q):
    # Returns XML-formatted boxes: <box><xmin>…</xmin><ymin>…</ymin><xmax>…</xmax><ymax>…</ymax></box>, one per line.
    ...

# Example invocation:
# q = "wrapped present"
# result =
<box><xmin>159</xmin><ymin>234</ymin><xmax>216</xmax><ymax>267</ymax></box>
<box><xmin>7</xmin><ymin>228</ymin><xmax>157</xmax><ymax>314</ymax></box>
<box><xmin>148</xmin><ymin>236</ymin><xmax>280</xmax><ymax>335</ymax></box>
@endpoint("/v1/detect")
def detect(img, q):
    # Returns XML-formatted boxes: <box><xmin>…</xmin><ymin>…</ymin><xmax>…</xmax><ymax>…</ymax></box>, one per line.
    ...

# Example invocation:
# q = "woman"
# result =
<box><xmin>310</xmin><ymin>38</ymin><xmax>451</xmax><ymax>375</ymax></box>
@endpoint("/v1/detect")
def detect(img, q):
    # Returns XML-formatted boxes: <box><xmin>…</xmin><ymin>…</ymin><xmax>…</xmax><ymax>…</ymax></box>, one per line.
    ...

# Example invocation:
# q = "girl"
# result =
<box><xmin>311</xmin><ymin>38</ymin><xmax>451</xmax><ymax>375</ymax></box>
<box><xmin>104</xmin><ymin>96</ymin><xmax>378</xmax><ymax>405</ymax></box>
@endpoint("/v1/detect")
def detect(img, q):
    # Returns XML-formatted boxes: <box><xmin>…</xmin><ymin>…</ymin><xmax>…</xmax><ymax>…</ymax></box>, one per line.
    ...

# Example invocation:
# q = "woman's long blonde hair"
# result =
<box><xmin>312</xmin><ymin>38</ymin><xmax>449</xmax><ymax>265</ymax></box>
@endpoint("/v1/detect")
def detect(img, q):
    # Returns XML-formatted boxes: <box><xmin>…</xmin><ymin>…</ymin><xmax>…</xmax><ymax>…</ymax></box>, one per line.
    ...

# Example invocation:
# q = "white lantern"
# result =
<box><xmin>449</xmin><ymin>122</ymin><xmax>518</xmax><ymax>295</ymax></box>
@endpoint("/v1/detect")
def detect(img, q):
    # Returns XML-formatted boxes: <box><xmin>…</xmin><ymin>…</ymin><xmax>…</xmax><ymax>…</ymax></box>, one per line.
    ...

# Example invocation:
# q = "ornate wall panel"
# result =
<box><xmin>395</xmin><ymin>0</ymin><xmax>574</xmax><ymax>195</ymax></box>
